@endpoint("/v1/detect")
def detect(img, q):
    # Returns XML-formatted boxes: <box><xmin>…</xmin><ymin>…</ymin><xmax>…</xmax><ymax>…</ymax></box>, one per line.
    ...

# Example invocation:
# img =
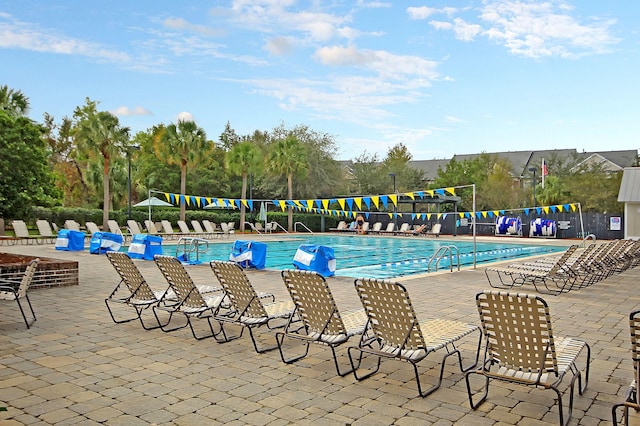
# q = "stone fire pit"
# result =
<box><xmin>0</xmin><ymin>252</ymin><xmax>79</xmax><ymax>289</ymax></box>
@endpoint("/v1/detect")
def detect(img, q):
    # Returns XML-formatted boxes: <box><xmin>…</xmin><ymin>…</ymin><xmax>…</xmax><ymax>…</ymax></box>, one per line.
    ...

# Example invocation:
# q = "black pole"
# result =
<box><xmin>127</xmin><ymin>153</ymin><xmax>132</xmax><ymax>220</ymax></box>
<box><xmin>127</xmin><ymin>145</ymin><xmax>141</xmax><ymax>220</ymax></box>
<box><xmin>528</xmin><ymin>167</ymin><xmax>537</xmax><ymax>207</ymax></box>
<box><xmin>389</xmin><ymin>173</ymin><xmax>397</xmax><ymax>228</ymax></box>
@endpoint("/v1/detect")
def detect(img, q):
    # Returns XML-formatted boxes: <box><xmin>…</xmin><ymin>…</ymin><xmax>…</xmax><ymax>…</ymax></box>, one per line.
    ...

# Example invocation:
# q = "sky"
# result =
<box><xmin>1</xmin><ymin>1</ymin><xmax>639</xmax><ymax>161</ymax></box>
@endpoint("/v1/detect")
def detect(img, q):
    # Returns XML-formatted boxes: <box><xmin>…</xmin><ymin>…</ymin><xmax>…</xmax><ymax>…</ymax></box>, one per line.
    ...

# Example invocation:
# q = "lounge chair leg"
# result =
<box><xmin>465</xmin><ymin>369</ymin><xmax>490</xmax><ymax>410</ymax></box>
<box><xmin>275</xmin><ymin>332</ymin><xmax>311</xmax><ymax>365</ymax></box>
<box><xmin>329</xmin><ymin>346</ymin><xmax>358</xmax><ymax>377</ymax></box>
<box><xmin>15</xmin><ymin>298</ymin><xmax>34</xmax><ymax>329</ymax></box>
<box><xmin>348</xmin><ymin>347</ymin><xmax>381</xmax><ymax>381</ymax></box>
<box><xmin>248</xmin><ymin>327</ymin><xmax>278</xmax><ymax>353</ymax></box>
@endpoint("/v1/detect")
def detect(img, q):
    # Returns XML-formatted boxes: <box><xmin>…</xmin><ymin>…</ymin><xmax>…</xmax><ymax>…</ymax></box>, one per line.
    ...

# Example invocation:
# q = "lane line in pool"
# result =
<box><xmin>378</xmin><ymin>246</ymin><xmax>541</xmax><ymax>269</ymax></box>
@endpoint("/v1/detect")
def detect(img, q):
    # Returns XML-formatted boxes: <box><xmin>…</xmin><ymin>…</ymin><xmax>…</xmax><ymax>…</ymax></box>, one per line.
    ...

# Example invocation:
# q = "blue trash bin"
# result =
<box><xmin>55</xmin><ymin>229</ymin><xmax>86</xmax><ymax>251</ymax></box>
<box><xmin>128</xmin><ymin>234</ymin><xmax>163</xmax><ymax>260</ymax></box>
<box><xmin>293</xmin><ymin>244</ymin><xmax>336</xmax><ymax>277</ymax></box>
<box><xmin>89</xmin><ymin>232</ymin><xmax>123</xmax><ymax>254</ymax></box>
<box><xmin>229</xmin><ymin>240</ymin><xmax>267</xmax><ymax>269</ymax></box>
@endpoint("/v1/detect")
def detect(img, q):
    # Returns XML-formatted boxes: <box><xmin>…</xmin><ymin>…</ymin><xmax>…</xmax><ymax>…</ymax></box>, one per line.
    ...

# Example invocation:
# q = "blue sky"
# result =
<box><xmin>1</xmin><ymin>1</ymin><xmax>638</xmax><ymax>161</ymax></box>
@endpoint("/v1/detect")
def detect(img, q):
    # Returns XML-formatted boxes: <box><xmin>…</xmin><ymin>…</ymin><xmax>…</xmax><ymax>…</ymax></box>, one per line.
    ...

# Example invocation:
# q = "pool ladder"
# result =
<box><xmin>175</xmin><ymin>237</ymin><xmax>209</xmax><ymax>263</ymax></box>
<box><xmin>427</xmin><ymin>245</ymin><xmax>460</xmax><ymax>272</ymax></box>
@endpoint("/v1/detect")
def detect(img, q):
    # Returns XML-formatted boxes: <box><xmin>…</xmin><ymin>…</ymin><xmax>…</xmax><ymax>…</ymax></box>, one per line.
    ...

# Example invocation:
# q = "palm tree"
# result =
<box><xmin>75</xmin><ymin>110</ymin><xmax>130</xmax><ymax>229</ymax></box>
<box><xmin>267</xmin><ymin>136</ymin><xmax>308</xmax><ymax>231</ymax></box>
<box><xmin>226</xmin><ymin>141</ymin><xmax>261</xmax><ymax>232</ymax></box>
<box><xmin>0</xmin><ymin>85</ymin><xmax>29</xmax><ymax>117</ymax></box>
<box><xmin>153</xmin><ymin>120</ymin><xmax>209</xmax><ymax>221</ymax></box>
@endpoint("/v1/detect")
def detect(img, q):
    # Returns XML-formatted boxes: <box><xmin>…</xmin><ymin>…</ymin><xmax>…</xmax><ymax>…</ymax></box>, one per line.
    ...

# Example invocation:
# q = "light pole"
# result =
<box><xmin>389</xmin><ymin>173</ymin><xmax>397</xmax><ymax>228</ymax></box>
<box><xmin>127</xmin><ymin>145</ymin><xmax>141</xmax><ymax>220</ymax></box>
<box><xmin>528</xmin><ymin>166</ymin><xmax>537</xmax><ymax>207</ymax></box>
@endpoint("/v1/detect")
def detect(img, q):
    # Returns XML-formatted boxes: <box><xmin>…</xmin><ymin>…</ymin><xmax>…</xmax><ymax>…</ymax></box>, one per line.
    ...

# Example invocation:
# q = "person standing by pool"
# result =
<box><xmin>356</xmin><ymin>214</ymin><xmax>365</xmax><ymax>235</ymax></box>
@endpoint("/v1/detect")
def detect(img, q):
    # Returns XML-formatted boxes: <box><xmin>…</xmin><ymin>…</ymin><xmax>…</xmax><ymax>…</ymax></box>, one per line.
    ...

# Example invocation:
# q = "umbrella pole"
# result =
<box><xmin>148</xmin><ymin>190</ymin><xmax>152</xmax><ymax>223</ymax></box>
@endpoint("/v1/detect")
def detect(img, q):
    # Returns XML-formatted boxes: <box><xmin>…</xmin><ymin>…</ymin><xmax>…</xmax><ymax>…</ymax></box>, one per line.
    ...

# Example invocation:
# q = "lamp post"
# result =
<box><xmin>127</xmin><ymin>145</ymin><xmax>141</xmax><ymax>220</ymax></box>
<box><xmin>528</xmin><ymin>166</ymin><xmax>537</xmax><ymax>207</ymax></box>
<box><xmin>389</xmin><ymin>173</ymin><xmax>397</xmax><ymax>228</ymax></box>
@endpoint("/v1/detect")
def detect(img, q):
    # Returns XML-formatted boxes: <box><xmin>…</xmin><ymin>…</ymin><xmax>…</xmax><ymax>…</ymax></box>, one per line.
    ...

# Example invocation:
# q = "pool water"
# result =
<box><xmin>161</xmin><ymin>235</ymin><xmax>564</xmax><ymax>279</ymax></box>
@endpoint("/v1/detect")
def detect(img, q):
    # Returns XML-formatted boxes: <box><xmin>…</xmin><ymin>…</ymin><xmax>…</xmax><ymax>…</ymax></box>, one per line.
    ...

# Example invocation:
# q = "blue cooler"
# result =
<box><xmin>55</xmin><ymin>229</ymin><xmax>86</xmax><ymax>251</ymax></box>
<box><xmin>128</xmin><ymin>234</ymin><xmax>163</xmax><ymax>260</ymax></box>
<box><xmin>229</xmin><ymin>240</ymin><xmax>267</xmax><ymax>269</ymax></box>
<box><xmin>293</xmin><ymin>244</ymin><xmax>336</xmax><ymax>277</ymax></box>
<box><xmin>89</xmin><ymin>232</ymin><xmax>123</xmax><ymax>254</ymax></box>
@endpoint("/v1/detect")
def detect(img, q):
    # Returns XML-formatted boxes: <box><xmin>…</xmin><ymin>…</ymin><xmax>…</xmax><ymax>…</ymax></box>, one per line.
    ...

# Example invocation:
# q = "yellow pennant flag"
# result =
<box><xmin>543</xmin><ymin>206</ymin><xmax>550</xmax><ymax>214</ymax></box>
<box><xmin>278</xmin><ymin>200</ymin><xmax>287</xmax><ymax>211</ymax></box>
<box><xmin>389</xmin><ymin>194</ymin><xmax>398</xmax><ymax>206</ymax></box>
<box><xmin>338</xmin><ymin>198</ymin><xmax>346</xmax><ymax>210</ymax></box>
<box><xmin>354</xmin><ymin>197</ymin><xmax>362</xmax><ymax>210</ymax></box>
<box><xmin>241</xmin><ymin>199</ymin><xmax>249</xmax><ymax>209</ymax></box>
<box><xmin>458</xmin><ymin>212</ymin><xmax>465</xmax><ymax>218</ymax></box>
<box><xmin>445</xmin><ymin>187</ymin><xmax>456</xmax><ymax>195</ymax></box>
<box><xmin>425</xmin><ymin>190</ymin><xmax>434</xmax><ymax>197</ymax></box>
<box><xmin>307</xmin><ymin>199</ymin><xmax>315</xmax><ymax>210</ymax></box>
<box><xmin>371</xmin><ymin>196</ymin><xmax>380</xmax><ymax>209</ymax></box>
<box><xmin>322</xmin><ymin>199</ymin><xmax>330</xmax><ymax>209</ymax></box>
<box><xmin>405</xmin><ymin>192</ymin><xmax>415</xmax><ymax>200</ymax></box>
<box><xmin>570</xmin><ymin>203</ymin><xmax>577</xmax><ymax>212</ymax></box>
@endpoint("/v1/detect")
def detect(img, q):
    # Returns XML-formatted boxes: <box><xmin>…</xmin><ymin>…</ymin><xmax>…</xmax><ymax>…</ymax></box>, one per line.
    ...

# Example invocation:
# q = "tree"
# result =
<box><xmin>0</xmin><ymin>111</ymin><xmax>59</xmax><ymax>218</ymax></box>
<box><xmin>382</xmin><ymin>143</ymin><xmax>424</xmax><ymax>193</ymax></box>
<box><xmin>74</xmin><ymin>99</ymin><xmax>130</xmax><ymax>229</ymax></box>
<box><xmin>434</xmin><ymin>153</ymin><xmax>519</xmax><ymax>211</ymax></box>
<box><xmin>267</xmin><ymin>136</ymin><xmax>309</xmax><ymax>231</ymax></box>
<box><xmin>0</xmin><ymin>85</ymin><xmax>29</xmax><ymax>117</ymax></box>
<box><xmin>153</xmin><ymin>120</ymin><xmax>210</xmax><ymax>221</ymax></box>
<box><xmin>350</xmin><ymin>152</ymin><xmax>387</xmax><ymax>195</ymax></box>
<box><xmin>226</xmin><ymin>141</ymin><xmax>262</xmax><ymax>231</ymax></box>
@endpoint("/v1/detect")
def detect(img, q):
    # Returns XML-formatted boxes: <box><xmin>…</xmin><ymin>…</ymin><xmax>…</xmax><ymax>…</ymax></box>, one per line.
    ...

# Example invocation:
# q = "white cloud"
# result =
<box><xmin>445</xmin><ymin>115</ymin><xmax>466</xmax><ymax>124</ymax></box>
<box><xmin>162</xmin><ymin>17</ymin><xmax>225</xmax><ymax>37</ymax></box>
<box><xmin>314</xmin><ymin>45</ymin><xmax>439</xmax><ymax>81</ymax></box>
<box><xmin>111</xmin><ymin>106</ymin><xmax>153</xmax><ymax>117</ymax></box>
<box><xmin>0</xmin><ymin>13</ymin><xmax>130</xmax><ymax>63</ymax></box>
<box><xmin>430</xmin><ymin>0</ymin><xmax>620</xmax><ymax>58</ymax></box>
<box><xmin>265</xmin><ymin>36</ymin><xmax>295</xmax><ymax>55</ymax></box>
<box><xmin>407</xmin><ymin>6</ymin><xmax>438</xmax><ymax>20</ymax></box>
<box><xmin>450</xmin><ymin>18</ymin><xmax>482</xmax><ymax>41</ymax></box>
<box><xmin>176</xmin><ymin>112</ymin><xmax>194</xmax><ymax>122</ymax></box>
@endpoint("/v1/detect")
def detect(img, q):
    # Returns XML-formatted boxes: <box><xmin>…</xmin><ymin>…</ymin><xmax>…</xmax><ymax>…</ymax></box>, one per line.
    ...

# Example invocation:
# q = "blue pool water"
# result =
<box><xmin>158</xmin><ymin>235</ymin><xmax>564</xmax><ymax>279</ymax></box>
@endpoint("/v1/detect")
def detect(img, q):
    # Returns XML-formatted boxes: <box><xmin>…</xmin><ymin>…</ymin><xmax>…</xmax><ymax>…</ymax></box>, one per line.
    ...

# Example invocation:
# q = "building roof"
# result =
<box><xmin>618</xmin><ymin>167</ymin><xmax>640</xmax><ymax>202</ymax></box>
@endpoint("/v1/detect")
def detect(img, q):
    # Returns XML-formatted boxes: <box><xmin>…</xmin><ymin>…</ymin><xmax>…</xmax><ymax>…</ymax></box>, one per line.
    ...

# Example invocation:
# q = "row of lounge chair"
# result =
<box><xmin>105</xmin><ymin>251</ymin><xmax>591</xmax><ymax>423</ymax></box>
<box><xmin>2</xmin><ymin>219</ymin><xmax>241</xmax><ymax>245</ymax></box>
<box><xmin>331</xmin><ymin>220</ymin><xmax>441</xmax><ymax>237</ymax></box>
<box><xmin>485</xmin><ymin>239</ymin><xmax>640</xmax><ymax>295</ymax></box>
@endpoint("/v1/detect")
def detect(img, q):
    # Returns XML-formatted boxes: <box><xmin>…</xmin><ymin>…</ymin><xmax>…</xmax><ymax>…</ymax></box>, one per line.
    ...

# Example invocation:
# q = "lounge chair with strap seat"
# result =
<box><xmin>0</xmin><ymin>258</ymin><xmax>39</xmax><ymax>328</ymax></box>
<box><xmin>105</xmin><ymin>251</ymin><xmax>169</xmax><ymax>330</ymax></box>
<box><xmin>612</xmin><ymin>309</ymin><xmax>640</xmax><ymax>425</ymax></box>
<box><xmin>466</xmin><ymin>290</ymin><xmax>590</xmax><ymax>426</ymax></box>
<box><xmin>210</xmin><ymin>260</ymin><xmax>294</xmax><ymax>353</ymax></box>
<box><xmin>153</xmin><ymin>255</ymin><xmax>227</xmax><ymax>340</ymax></box>
<box><xmin>348</xmin><ymin>277</ymin><xmax>481</xmax><ymax>397</ymax></box>
<box><xmin>276</xmin><ymin>269</ymin><xmax>368</xmax><ymax>376</ymax></box>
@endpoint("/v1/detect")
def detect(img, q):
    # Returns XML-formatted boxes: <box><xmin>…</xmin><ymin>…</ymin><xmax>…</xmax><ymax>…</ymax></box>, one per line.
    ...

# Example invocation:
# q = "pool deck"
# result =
<box><xmin>0</xmin><ymin>235</ymin><xmax>637</xmax><ymax>425</ymax></box>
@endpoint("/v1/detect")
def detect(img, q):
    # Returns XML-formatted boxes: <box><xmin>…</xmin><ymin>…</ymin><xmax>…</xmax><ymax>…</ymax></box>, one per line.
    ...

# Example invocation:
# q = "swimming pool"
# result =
<box><xmin>160</xmin><ymin>235</ymin><xmax>565</xmax><ymax>279</ymax></box>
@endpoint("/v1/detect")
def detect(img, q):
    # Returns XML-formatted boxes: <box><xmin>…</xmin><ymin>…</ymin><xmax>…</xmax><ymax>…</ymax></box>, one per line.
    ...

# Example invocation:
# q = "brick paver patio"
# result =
<box><xmin>0</xmin><ymin>236</ymin><xmax>637</xmax><ymax>425</ymax></box>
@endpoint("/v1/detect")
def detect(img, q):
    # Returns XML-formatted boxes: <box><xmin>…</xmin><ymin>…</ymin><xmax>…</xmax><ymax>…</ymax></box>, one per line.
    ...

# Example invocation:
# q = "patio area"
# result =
<box><xmin>0</xmin><ymin>239</ymin><xmax>637</xmax><ymax>425</ymax></box>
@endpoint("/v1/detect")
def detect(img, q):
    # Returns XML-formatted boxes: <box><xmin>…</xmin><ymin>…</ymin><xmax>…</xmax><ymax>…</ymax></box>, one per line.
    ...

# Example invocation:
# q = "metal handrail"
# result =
<box><xmin>243</xmin><ymin>221</ymin><xmax>262</xmax><ymax>235</ymax></box>
<box><xmin>294</xmin><ymin>222</ymin><xmax>313</xmax><ymax>234</ymax></box>
<box><xmin>175</xmin><ymin>237</ymin><xmax>209</xmax><ymax>263</ymax></box>
<box><xmin>427</xmin><ymin>245</ymin><xmax>460</xmax><ymax>272</ymax></box>
<box><xmin>270</xmin><ymin>222</ymin><xmax>289</xmax><ymax>233</ymax></box>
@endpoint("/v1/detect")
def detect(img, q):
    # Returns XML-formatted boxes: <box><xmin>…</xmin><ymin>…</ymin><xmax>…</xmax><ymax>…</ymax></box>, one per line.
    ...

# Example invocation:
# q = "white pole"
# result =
<box><xmin>472</xmin><ymin>183</ymin><xmax>477</xmax><ymax>269</ymax></box>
